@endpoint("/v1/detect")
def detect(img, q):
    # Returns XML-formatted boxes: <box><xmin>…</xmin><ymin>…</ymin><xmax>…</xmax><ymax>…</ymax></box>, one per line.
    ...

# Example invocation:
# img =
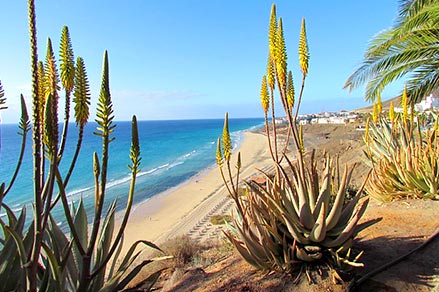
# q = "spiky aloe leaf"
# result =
<box><xmin>113</xmin><ymin>268</ymin><xmax>165</xmax><ymax>292</ymax></box>
<box><xmin>0</xmin><ymin>208</ymin><xmax>27</xmax><ymax>291</ymax></box>
<box><xmin>298</xmin><ymin>18</ymin><xmax>309</xmax><ymax>77</ymax></box>
<box><xmin>222</xmin><ymin>113</ymin><xmax>231</xmax><ymax>162</ymax></box>
<box><xmin>309</xmin><ymin>199</ymin><xmax>327</xmax><ymax>242</ymax></box>
<box><xmin>322</xmin><ymin>198</ymin><xmax>369</xmax><ymax>248</ymax></box>
<box><xmin>59</xmin><ymin>26</ymin><xmax>75</xmax><ymax>94</ymax></box>
<box><xmin>260</xmin><ymin>75</ymin><xmax>269</xmax><ymax>113</ymax></box>
<box><xmin>73</xmin><ymin>57</ymin><xmax>90</xmax><ymax>127</ymax></box>
<box><xmin>325</xmin><ymin>166</ymin><xmax>354</xmax><ymax>231</ymax></box>
<box><xmin>73</xmin><ymin>199</ymin><xmax>88</xmax><ymax>255</ymax></box>
<box><xmin>47</xmin><ymin>215</ymin><xmax>78</xmax><ymax>289</ymax></box>
<box><xmin>117</xmin><ymin>240</ymin><xmax>163</xmax><ymax>274</ymax></box>
<box><xmin>91</xmin><ymin>200</ymin><xmax>116</xmax><ymax>291</ymax></box>
<box><xmin>41</xmin><ymin>241</ymin><xmax>63</xmax><ymax>292</ymax></box>
<box><xmin>2</xmin><ymin>225</ymin><xmax>28</xmax><ymax>279</ymax></box>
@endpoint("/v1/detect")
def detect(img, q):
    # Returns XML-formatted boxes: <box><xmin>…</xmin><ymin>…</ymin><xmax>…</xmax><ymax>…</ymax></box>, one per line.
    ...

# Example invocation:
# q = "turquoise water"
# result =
<box><xmin>0</xmin><ymin>118</ymin><xmax>263</xmax><ymax>226</ymax></box>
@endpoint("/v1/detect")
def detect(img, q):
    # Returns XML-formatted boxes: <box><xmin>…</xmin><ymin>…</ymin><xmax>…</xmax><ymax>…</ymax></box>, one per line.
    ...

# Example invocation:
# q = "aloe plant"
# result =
<box><xmin>0</xmin><ymin>1</ymin><xmax>165</xmax><ymax>291</ymax></box>
<box><xmin>364</xmin><ymin>112</ymin><xmax>439</xmax><ymax>201</ymax></box>
<box><xmin>217</xmin><ymin>4</ymin><xmax>372</xmax><ymax>279</ymax></box>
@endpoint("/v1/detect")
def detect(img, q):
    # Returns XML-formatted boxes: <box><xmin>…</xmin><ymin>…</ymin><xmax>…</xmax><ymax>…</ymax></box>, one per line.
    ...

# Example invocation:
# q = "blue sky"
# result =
<box><xmin>0</xmin><ymin>1</ymin><xmax>400</xmax><ymax>123</ymax></box>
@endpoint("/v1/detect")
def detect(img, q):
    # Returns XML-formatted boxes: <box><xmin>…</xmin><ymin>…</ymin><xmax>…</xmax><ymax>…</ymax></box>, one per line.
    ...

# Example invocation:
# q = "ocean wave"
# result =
<box><xmin>183</xmin><ymin>150</ymin><xmax>196</xmax><ymax>158</ymax></box>
<box><xmin>66</xmin><ymin>186</ymin><xmax>94</xmax><ymax>199</ymax></box>
<box><xmin>168</xmin><ymin>161</ymin><xmax>184</xmax><ymax>168</ymax></box>
<box><xmin>138</xmin><ymin>163</ymin><xmax>170</xmax><ymax>177</ymax></box>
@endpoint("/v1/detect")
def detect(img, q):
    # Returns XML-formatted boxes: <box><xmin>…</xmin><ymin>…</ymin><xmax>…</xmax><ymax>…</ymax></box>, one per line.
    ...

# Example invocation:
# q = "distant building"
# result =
<box><xmin>310</xmin><ymin>117</ymin><xmax>347</xmax><ymax>124</ymax></box>
<box><xmin>274</xmin><ymin>118</ymin><xmax>288</xmax><ymax>124</ymax></box>
<box><xmin>414</xmin><ymin>94</ymin><xmax>439</xmax><ymax>112</ymax></box>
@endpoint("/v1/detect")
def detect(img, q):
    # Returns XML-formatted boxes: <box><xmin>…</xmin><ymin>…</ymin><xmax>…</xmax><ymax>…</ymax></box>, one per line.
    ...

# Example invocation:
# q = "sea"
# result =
<box><xmin>0</xmin><ymin>118</ymin><xmax>263</xmax><ymax>227</ymax></box>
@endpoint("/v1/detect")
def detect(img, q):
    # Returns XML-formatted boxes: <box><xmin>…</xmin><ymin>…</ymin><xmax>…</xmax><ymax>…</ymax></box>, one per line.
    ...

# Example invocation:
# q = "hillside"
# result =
<box><xmin>130</xmin><ymin>123</ymin><xmax>439</xmax><ymax>292</ymax></box>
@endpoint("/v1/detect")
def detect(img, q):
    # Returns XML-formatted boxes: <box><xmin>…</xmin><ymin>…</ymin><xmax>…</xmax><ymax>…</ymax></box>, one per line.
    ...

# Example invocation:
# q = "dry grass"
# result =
<box><xmin>209</xmin><ymin>214</ymin><xmax>232</xmax><ymax>225</ymax></box>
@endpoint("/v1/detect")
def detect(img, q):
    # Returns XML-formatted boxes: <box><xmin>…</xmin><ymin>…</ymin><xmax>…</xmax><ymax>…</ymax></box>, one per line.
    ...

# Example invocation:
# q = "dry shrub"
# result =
<box><xmin>162</xmin><ymin>235</ymin><xmax>202</xmax><ymax>268</ymax></box>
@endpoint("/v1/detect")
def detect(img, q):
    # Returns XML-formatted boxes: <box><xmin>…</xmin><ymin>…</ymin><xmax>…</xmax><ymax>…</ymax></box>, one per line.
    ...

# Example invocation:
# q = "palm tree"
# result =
<box><xmin>344</xmin><ymin>0</ymin><xmax>439</xmax><ymax>105</ymax></box>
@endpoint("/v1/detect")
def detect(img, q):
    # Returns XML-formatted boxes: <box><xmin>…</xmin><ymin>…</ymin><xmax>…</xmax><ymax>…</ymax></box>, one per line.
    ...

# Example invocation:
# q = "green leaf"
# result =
<box><xmin>73</xmin><ymin>198</ymin><xmax>88</xmax><ymax>252</ymax></box>
<box><xmin>41</xmin><ymin>242</ymin><xmax>63</xmax><ymax>292</ymax></box>
<box><xmin>91</xmin><ymin>200</ymin><xmax>116</xmax><ymax>290</ymax></box>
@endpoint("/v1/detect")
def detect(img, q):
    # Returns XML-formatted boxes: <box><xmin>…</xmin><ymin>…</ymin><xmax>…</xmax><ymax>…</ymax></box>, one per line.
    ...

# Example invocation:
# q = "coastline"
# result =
<box><xmin>119</xmin><ymin>130</ymin><xmax>272</xmax><ymax>254</ymax></box>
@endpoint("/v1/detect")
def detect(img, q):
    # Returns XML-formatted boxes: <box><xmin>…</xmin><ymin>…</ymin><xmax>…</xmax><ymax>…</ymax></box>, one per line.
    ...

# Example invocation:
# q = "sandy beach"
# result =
<box><xmin>120</xmin><ymin>130</ymin><xmax>273</xmax><ymax>254</ymax></box>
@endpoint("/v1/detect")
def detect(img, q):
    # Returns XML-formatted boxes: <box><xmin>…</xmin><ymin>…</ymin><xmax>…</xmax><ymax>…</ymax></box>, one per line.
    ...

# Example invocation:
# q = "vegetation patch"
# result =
<box><xmin>210</xmin><ymin>214</ymin><xmax>232</xmax><ymax>225</ymax></box>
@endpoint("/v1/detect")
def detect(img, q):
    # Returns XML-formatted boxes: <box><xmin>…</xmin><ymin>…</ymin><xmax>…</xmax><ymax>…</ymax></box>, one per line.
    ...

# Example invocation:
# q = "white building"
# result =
<box><xmin>414</xmin><ymin>94</ymin><xmax>439</xmax><ymax>112</ymax></box>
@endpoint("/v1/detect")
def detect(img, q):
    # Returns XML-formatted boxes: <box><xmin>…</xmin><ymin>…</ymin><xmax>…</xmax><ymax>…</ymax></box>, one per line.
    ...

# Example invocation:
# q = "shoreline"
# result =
<box><xmin>119</xmin><ymin>130</ymin><xmax>272</xmax><ymax>254</ymax></box>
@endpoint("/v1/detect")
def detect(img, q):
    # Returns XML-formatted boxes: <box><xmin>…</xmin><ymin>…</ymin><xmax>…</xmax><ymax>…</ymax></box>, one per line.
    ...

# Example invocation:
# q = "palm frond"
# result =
<box><xmin>0</xmin><ymin>80</ymin><xmax>6</xmax><ymax>111</ymax></box>
<box><xmin>345</xmin><ymin>0</ymin><xmax>439</xmax><ymax>104</ymax></box>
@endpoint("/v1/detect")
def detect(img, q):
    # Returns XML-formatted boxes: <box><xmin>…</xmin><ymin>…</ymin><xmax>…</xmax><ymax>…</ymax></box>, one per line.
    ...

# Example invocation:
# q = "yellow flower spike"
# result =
<box><xmin>222</xmin><ymin>113</ymin><xmax>232</xmax><ymax>162</ymax></box>
<box><xmin>287</xmin><ymin>70</ymin><xmax>295</xmax><ymax>108</ymax></box>
<box><xmin>44</xmin><ymin>38</ymin><xmax>60</xmax><ymax>98</ymax></box>
<box><xmin>372</xmin><ymin>102</ymin><xmax>378</xmax><ymax>124</ymax></box>
<box><xmin>389</xmin><ymin>101</ymin><xmax>395</xmax><ymax>123</ymax></box>
<box><xmin>268</xmin><ymin>4</ymin><xmax>277</xmax><ymax>60</ymax></box>
<box><xmin>266</xmin><ymin>53</ymin><xmax>275</xmax><ymax>92</ymax></box>
<box><xmin>299</xmin><ymin>18</ymin><xmax>309</xmax><ymax>77</ymax></box>
<box><xmin>37</xmin><ymin>61</ymin><xmax>46</xmax><ymax>121</ymax></box>
<box><xmin>216</xmin><ymin>137</ymin><xmax>223</xmax><ymax>166</ymax></box>
<box><xmin>376</xmin><ymin>93</ymin><xmax>382</xmax><ymax>115</ymax></box>
<box><xmin>276</xmin><ymin>17</ymin><xmax>287</xmax><ymax>92</ymax></box>
<box><xmin>402</xmin><ymin>85</ymin><xmax>408</xmax><ymax>121</ymax></box>
<box><xmin>260</xmin><ymin>75</ymin><xmax>270</xmax><ymax>113</ymax></box>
